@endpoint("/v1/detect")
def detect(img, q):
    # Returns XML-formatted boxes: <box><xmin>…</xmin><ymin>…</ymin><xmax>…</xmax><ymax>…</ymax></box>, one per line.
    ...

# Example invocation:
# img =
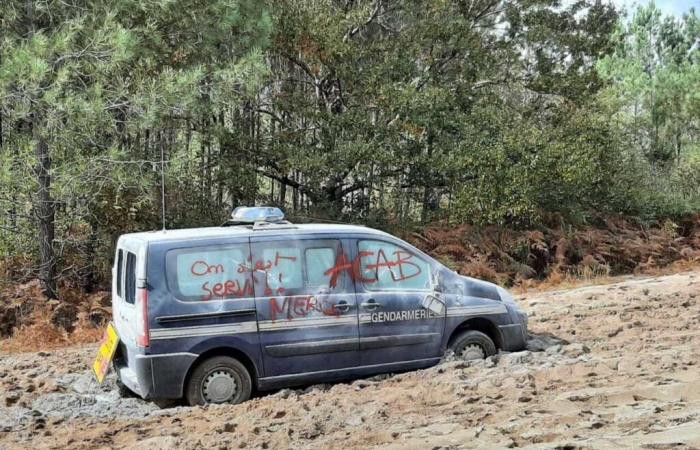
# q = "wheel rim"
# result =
<box><xmin>460</xmin><ymin>344</ymin><xmax>486</xmax><ymax>361</ymax></box>
<box><xmin>202</xmin><ymin>369</ymin><xmax>238</xmax><ymax>403</ymax></box>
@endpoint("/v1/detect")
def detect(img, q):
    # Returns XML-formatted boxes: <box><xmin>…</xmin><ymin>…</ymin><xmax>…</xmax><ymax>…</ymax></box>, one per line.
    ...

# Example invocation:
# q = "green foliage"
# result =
<box><xmin>595</xmin><ymin>3</ymin><xmax>700</xmax><ymax>218</ymax></box>
<box><xmin>0</xmin><ymin>0</ymin><xmax>271</xmax><ymax>287</ymax></box>
<box><xmin>597</xmin><ymin>3</ymin><xmax>700</xmax><ymax>163</ymax></box>
<box><xmin>0</xmin><ymin>0</ymin><xmax>698</xmax><ymax>292</ymax></box>
<box><xmin>451</xmin><ymin>99</ymin><xmax>631</xmax><ymax>226</ymax></box>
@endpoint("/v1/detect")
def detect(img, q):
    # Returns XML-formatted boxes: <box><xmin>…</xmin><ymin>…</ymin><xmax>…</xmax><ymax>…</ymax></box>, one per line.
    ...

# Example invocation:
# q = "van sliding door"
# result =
<box><xmin>250</xmin><ymin>237</ymin><xmax>359</xmax><ymax>378</ymax></box>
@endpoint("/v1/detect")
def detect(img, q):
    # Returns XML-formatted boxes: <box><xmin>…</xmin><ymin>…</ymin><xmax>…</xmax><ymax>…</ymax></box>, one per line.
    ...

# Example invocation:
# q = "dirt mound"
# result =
<box><xmin>2</xmin><ymin>270</ymin><xmax>700</xmax><ymax>449</ymax></box>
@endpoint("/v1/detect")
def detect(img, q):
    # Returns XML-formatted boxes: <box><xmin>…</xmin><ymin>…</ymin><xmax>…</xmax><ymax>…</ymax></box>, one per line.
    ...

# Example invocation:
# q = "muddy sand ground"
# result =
<box><xmin>1</xmin><ymin>271</ymin><xmax>699</xmax><ymax>449</ymax></box>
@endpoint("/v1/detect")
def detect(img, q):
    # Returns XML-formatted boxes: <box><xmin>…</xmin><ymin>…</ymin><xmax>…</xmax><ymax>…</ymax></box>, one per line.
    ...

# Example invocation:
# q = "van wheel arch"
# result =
<box><xmin>447</xmin><ymin>317</ymin><xmax>502</xmax><ymax>351</ymax></box>
<box><xmin>183</xmin><ymin>347</ymin><xmax>259</xmax><ymax>396</ymax></box>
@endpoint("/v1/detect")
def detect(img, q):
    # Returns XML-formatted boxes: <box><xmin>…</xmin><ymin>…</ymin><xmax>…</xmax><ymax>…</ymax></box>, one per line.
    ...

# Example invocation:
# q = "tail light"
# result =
<box><xmin>135</xmin><ymin>280</ymin><xmax>150</xmax><ymax>347</ymax></box>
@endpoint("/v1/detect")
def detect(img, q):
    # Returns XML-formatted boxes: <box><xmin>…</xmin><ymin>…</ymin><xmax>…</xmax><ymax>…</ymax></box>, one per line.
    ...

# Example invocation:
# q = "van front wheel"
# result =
<box><xmin>448</xmin><ymin>330</ymin><xmax>496</xmax><ymax>360</ymax></box>
<box><xmin>185</xmin><ymin>356</ymin><xmax>252</xmax><ymax>406</ymax></box>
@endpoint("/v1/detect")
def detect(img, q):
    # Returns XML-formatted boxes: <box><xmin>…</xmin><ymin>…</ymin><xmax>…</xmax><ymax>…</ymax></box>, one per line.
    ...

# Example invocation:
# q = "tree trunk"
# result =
<box><xmin>421</xmin><ymin>131</ymin><xmax>436</xmax><ymax>224</ymax></box>
<box><xmin>278</xmin><ymin>177</ymin><xmax>287</xmax><ymax>206</ymax></box>
<box><xmin>82</xmin><ymin>216</ymin><xmax>99</xmax><ymax>293</ymax></box>
<box><xmin>292</xmin><ymin>171</ymin><xmax>299</xmax><ymax>212</ymax></box>
<box><xmin>34</xmin><ymin>130</ymin><xmax>58</xmax><ymax>299</ymax></box>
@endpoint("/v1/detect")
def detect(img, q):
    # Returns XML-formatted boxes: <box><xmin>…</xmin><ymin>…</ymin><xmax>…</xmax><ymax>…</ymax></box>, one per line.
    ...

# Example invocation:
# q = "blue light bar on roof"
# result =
<box><xmin>231</xmin><ymin>206</ymin><xmax>285</xmax><ymax>223</ymax></box>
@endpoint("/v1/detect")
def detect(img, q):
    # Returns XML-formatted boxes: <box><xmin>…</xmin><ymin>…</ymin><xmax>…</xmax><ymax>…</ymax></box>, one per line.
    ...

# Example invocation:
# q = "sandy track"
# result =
<box><xmin>1</xmin><ymin>271</ymin><xmax>699</xmax><ymax>449</ymax></box>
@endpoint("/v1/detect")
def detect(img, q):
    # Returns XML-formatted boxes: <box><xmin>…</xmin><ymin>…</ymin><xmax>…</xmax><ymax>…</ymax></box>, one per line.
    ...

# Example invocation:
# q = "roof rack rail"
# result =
<box><xmin>285</xmin><ymin>214</ymin><xmax>365</xmax><ymax>226</ymax></box>
<box><xmin>252</xmin><ymin>220</ymin><xmax>297</xmax><ymax>231</ymax></box>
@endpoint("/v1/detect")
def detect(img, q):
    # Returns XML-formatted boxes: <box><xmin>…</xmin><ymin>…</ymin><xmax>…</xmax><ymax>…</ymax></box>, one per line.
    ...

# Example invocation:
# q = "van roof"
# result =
<box><xmin>118</xmin><ymin>223</ymin><xmax>394</xmax><ymax>245</ymax></box>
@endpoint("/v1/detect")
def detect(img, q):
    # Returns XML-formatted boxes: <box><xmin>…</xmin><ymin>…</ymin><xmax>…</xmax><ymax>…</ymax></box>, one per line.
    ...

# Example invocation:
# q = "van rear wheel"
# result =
<box><xmin>185</xmin><ymin>356</ymin><xmax>252</xmax><ymax>406</ymax></box>
<box><xmin>449</xmin><ymin>330</ymin><xmax>496</xmax><ymax>360</ymax></box>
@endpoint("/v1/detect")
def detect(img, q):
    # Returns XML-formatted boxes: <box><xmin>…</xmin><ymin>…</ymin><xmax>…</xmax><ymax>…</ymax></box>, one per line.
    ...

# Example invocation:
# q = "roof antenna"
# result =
<box><xmin>160</xmin><ymin>143</ymin><xmax>166</xmax><ymax>231</ymax></box>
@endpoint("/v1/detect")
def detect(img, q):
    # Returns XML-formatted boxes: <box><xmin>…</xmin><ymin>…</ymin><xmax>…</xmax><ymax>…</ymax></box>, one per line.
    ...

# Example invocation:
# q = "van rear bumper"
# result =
<box><xmin>115</xmin><ymin>348</ymin><xmax>198</xmax><ymax>399</ymax></box>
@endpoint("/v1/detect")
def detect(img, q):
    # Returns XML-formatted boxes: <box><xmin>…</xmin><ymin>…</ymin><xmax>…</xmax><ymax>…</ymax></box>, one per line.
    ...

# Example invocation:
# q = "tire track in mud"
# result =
<box><xmin>1</xmin><ymin>271</ymin><xmax>699</xmax><ymax>449</ymax></box>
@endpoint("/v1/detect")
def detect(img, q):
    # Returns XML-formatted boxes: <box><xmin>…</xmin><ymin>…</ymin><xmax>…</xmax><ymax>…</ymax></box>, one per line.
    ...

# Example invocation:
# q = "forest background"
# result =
<box><xmin>1</xmin><ymin>0</ymin><xmax>699</xmax><ymax>309</ymax></box>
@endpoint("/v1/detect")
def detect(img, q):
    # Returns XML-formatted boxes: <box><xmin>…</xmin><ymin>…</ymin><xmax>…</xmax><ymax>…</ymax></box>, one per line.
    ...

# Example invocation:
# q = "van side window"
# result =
<box><xmin>357</xmin><ymin>240</ymin><xmax>431</xmax><ymax>291</ymax></box>
<box><xmin>116</xmin><ymin>249</ymin><xmax>124</xmax><ymax>298</ymax></box>
<box><xmin>251</xmin><ymin>239</ymin><xmax>345</xmax><ymax>296</ymax></box>
<box><xmin>305</xmin><ymin>247</ymin><xmax>335</xmax><ymax>287</ymax></box>
<box><xmin>261</xmin><ymin>247</ymin><xmax>302</xmax><ymax>291</ymax></box>
<box><xmin>125</xmin><ymin>252</ymin><xmax>136</xmax><ymax>304</ymax></box>
<box><xmin>166</xmin><ymin>244</ymin><xmax>253</xmax><ymax>301</ymax></box>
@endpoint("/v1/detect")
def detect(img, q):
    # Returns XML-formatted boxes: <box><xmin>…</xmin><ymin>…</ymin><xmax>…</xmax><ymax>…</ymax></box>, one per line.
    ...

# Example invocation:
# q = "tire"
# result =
<box><xmin>185</xmin><ymin>356</ymin><xmax>252</xmax><ymax>406</ymax></box>
<box><xmin>448</xmin><ymin>330</ymin><xmax>497</xmax><ymax>360</ymax></box>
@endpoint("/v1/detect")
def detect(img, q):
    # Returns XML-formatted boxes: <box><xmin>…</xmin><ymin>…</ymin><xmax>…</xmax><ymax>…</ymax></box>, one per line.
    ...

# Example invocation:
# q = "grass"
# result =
<box><xmin>408</xmin><ymin>215</ymin><xmax>700</xmax><ymax>289</ymax></box>
<box><xmin>0</xmin><ymin>304</ymin><xmax>103</xmax><ymax>354</ymax></box>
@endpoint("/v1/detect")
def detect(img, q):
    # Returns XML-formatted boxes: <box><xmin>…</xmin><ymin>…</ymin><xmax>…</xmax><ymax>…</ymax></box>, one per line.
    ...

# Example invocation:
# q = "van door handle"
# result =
<box><xmin>332</xmin><ymin>301</ymin><xmax>351</xmax><ymax>312</ymax></box>
<box><xmin>361</xmin><ymin>299</ymin><xmax>381</xmax><ymax>310</ymax></box>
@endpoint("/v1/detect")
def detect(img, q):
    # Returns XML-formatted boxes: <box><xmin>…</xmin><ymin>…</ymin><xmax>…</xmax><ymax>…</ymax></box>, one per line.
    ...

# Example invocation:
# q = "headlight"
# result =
<box><xmin>499</xmin><ymin>286</ymin><xmax>527</xmax><ymax>322</ymax></box>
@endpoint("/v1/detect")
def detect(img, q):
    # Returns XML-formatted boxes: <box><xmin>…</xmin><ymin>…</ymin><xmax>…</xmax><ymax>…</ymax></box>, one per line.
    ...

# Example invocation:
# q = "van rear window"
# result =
<box><xmin>125</xmin><ymin>252</ymin><xmax>136</xmax><ymax>304</ymax></box>
<box><xmin>166</xmin><ymin>245</ymin><xmax>253</xmax><ymax>301</ymax></box>
<box><xmin>116</xmin><ymin>249</ymin><xmax>124</xmax><ymax>298</ymax></box>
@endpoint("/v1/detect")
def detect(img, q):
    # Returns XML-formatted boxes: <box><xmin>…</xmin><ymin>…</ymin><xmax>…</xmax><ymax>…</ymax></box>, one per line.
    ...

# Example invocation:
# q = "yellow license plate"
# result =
<box><xmin>92</xmin><ymin>322</ymin><xmax>120</xmax><ymax>384</ymax></box>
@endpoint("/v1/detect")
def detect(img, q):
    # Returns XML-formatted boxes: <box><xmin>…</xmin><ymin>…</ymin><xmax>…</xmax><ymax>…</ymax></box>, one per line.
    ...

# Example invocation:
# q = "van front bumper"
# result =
<box><xmin>498</xmin><ymin>308</ymin><xmax>529</xmax><ymax>351</ymax></box>
<box><xmin>115</xmin><ymin>348</ymin><xmax>198</xmax><ymax>399</ymax></box>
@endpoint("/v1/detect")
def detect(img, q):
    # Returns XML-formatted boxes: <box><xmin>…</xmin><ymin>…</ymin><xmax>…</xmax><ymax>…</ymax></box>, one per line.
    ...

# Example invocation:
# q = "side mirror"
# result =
<box><xmin>421</xmin><ymin>293</ymin><xmax>445</xmax><ymax>316</ymax></box>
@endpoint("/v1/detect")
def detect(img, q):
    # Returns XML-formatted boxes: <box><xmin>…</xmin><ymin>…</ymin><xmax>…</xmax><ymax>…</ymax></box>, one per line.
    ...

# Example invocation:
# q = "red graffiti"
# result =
<box><xmin>324</xmin><ymin>249</ymin><xmax>422</xmax><ymax>287</ymax></box>
<box><xmin>192</xmin><ymin>247</ymin><xmax>421</xmax><ymax>301</ymax></box>
<box><xmin>365</xmin><ymin>249</ymin><xmax>422</xmax><ymax>282</ymax></box>
<box><xmin>324</xmin><ymin>251</ymin><xmax>375</xmax><ymax>288</ymax></box>
<box><xmin>235</xmin><ymin>251</ymin><xmax>297</xmax><ymax>274</ymax></box>
<box><xmin>269</xmin><ymin>296</ymin><xmax>338</xmax><ymax>321</ymax></box>
<box><xmin>190</xmin><ymin>260</ymin><xmax>224</xmax><ymax>276</ymax></box>
<box><xmin>274</xmin><ymin>251</ymin><xmax>297</xmax><ymax>266</ymax></box>
<box><xmin>201</xmin><ymin>278</ymin><xmax>254</xmax><ymax>301</ymax></box>
<box><xmin>246</xmin><ymin>251</ymin><xmax>298</xmax><ymax>296</ymax></box>
<box><xmin>264</xmin><ymin>283</ymin><xmax>285</xmax><ymax>297</ymax></box>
